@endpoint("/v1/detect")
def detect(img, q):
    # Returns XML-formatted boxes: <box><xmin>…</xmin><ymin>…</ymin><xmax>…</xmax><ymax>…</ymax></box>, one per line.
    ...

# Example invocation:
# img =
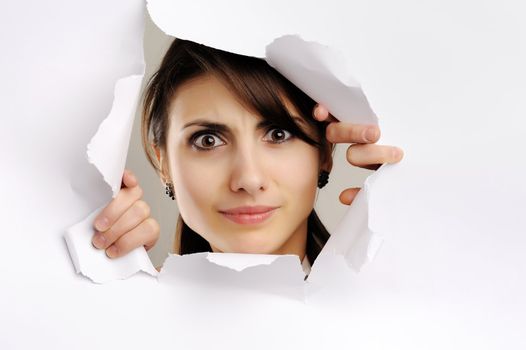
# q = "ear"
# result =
<box><xmin>152</xmin><ymin>143</ymin><xmax>171</xmax><ymax>183</ymax></box>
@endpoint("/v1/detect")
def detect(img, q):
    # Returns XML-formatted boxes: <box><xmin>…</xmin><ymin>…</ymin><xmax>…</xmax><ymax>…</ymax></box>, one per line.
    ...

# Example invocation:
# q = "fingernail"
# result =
<box><xmin>94</xmin><ymin>217</ymin><xmax>109</xmax><ymax>231</ymax></box>
<box><xmin>106</xmin><ymin>245</ymin><xmax>118</xmax><ymax>258</ymax></box>
<box><xmin>364</xmin><ymin>128</ymin><xmax>378</xmax><ymax>142</ymax></box>
<box><xmin>313</xmin><ymin>107</ymin><xmax>320</xmax><ymax>120</ymax></box>
<box><xmin>92</xmin><ymin>233</ymin><xmax>106</xmax><ymax>249</ymax></box>
<box><xmin>392</xmin><ymin>147</ymin><xmax>402</xmax><ymax>160</ymax></box>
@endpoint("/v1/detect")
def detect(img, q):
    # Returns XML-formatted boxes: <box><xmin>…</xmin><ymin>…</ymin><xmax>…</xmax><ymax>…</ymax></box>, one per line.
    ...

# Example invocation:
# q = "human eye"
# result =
<box><xmin>262</xmin><ymin>127</ymin><xmax>294</xmax><ymax>144</ymax></box>
<box><xmin>189</xmin><ymin>130</ymin><xmax>226</xmax><ymax>151</ymax></box>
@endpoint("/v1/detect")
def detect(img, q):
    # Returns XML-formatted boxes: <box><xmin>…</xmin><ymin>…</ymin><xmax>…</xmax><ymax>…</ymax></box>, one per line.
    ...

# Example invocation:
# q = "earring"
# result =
<box><xmin>165</xmin><ymin>182</ymin><xmax>175</xmax><ymax>200</ymax></box>
<box><xmin>318</xmin><ymin>170</ymin><xmax>329</xmax><ymax>189</ymax></box>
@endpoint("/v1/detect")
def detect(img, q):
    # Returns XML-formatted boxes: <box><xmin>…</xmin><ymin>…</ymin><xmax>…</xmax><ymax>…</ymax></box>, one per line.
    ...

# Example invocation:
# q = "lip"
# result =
<box><xmin>219</xmin><ymin>206</ymin><xmax>279</xmax><ymax>225</ymax></box>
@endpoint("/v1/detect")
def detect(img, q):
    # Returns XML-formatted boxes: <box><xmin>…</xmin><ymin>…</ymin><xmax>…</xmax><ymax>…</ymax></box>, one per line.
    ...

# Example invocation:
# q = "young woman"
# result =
<box><xmin>90</xmin><ymin>39</ymin><xmax>403</xmax><ymax>268</ymax></box>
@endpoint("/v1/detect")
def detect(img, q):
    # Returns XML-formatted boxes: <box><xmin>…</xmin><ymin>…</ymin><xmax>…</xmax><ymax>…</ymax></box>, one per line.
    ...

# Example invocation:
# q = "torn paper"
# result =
<box><xmin>264</xmin><ymin>35</ymin><xmax>381</xmax><ymax>278</ymax></box>
<box><xmin>159</xmin><ymin>253</ymin><xmax>305</xmax><ymax>300</ymax></box>
<box><xmin>63</xmin><ymin>30</ymin><xmax>380</xmax><ymax>285</ymax></box>
<box><xmin>65</xmin><ymin>207</ymin><xmax>158</xmax><ymax>283</ymax></box>
<box><xmin>64</xmin><ymin>74</ymin><xmax>158</xmax><ymax>283</ymax></box>
<box><xmin>205</xmin><ymin>252</ymin><xmax>283</xmax><ymax>271</ymax></box>
<box><xmin>309</xmin><ymin>167</ymin><xmax>385</xmax><ymax>282</ymax></box>
<box><xmin>266</xmin><ymin>35</ymin><xmax>378</xmax><ymax>125</ymax></box>
<box><xmin>5</xmin><ymin>1</ymin><xmax>526</xmax><ymax>349</ymax></box>
<box><xmin>86</xmin><ymin>74</ymin><xmax>145</xmax><ymax>197</ymax></box>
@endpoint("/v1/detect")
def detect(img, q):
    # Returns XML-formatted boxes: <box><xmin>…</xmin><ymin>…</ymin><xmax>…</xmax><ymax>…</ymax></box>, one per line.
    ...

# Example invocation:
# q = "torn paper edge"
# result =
<box><xmin>64</xmin><ymin>26</ymin><xmax>383</xmax><ymax>290</ymax></box>
<box><xmin>206</xmin><ymin>252</ymin><xmax>283</xmax><ymax>272</ymax></box>
<box><xmin>159</xmin><ymin>253</ymin><xmax>306</xmax><ymax>301</ymax></box>
<box><xmin>65</xmin><ymin>206</ymin><xmax>158</xmax><ymax>284</ymax></box>
<box><xmin>64</xmin><ymin>74</ymin><xmax>158</xmax><ymax>283</ymax></box>
<box><xmin>265</xmin><ymin>34</ymin><xmax>378</xmax><ymax>125</ymax></box>
<box><xmin>144</xmin><ymin>14</ymin><xmax>383</xmax><ymax>282</ymax></box>
<box><xmin>308</xmin><ymin>166</ymin><xmax>386</xmax><ymax>284</ymax></box>
<box><xmin>86</xmin><ymin>74</ymin><xmax>144</xmax><ymax>198</ymax></box>
<box><xmin>264</xmin><ymin>34</ymin><xmax>383</xmax><ymax>280</ymax></box>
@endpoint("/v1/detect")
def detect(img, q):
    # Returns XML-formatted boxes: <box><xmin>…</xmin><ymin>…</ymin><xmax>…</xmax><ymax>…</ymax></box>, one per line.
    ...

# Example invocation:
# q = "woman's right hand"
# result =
<box><xmin>313</xmin><ymin>104</ymin><xmax>404</xmax><ymax>206</ymax></box>
<box><xmin>91</xmin><ymin>169</ymin><xmax>160</xmax><ymax>258</ymax></box>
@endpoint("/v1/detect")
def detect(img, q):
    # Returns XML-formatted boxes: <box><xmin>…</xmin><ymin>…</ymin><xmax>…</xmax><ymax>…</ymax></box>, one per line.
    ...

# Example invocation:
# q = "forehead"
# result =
<box><xmin>167</xmin><ymin>73</ymin><xmax>314</xmax><ymax>137</ymax></box>
<box><xmin>168</xmin><ymin>74</ymin><xmax>255</xmax><ymax>125</ymax></box>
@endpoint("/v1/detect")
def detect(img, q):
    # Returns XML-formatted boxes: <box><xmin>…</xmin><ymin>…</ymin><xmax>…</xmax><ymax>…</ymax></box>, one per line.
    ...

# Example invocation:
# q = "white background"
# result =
<box><xmin>2</xmin><ymin>1</ymin><xmax>525</xmax><ymax>349</ymax></box>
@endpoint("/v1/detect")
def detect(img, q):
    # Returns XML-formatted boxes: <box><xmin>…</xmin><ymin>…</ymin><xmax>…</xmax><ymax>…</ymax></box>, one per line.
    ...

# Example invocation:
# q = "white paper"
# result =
<box><xmin>64</xmin><ymin>206</ymin><xmax>158</xmax><ymax>283</ymax></box>
<box><xmin>205</xmin><ymin>252</ymin><xmax>283</xmax><ymax>271</ymax></box>
<box><xmin>160</xmin><ymin>253</ymin><xmax>305</xmax><ymax>300</ymax></box>
<box><xmin>266</xmin><ymin>35</ymin><xmax>378</xmax><ymax>125</ymax></box>
<box><xmin>310</xmin><ymin>169</ymin><xmax>383</xmax><ymax>279</ymax></box>
<box><xmin>86</xmin><ymin>75</ymin><xmax>145</xmax><ymax>198</ymax></box>
<box><xmin>63</xmin><ymin>20</ymin><xmax>380</xmax><ymax>285</ymax></box>
<box><xmin>64</xmin><ymin>74</ymin><xmax>158</xmax><ymax>283</ymax></box>
<box><xmin>265</xmin><ymin>35</ymin><xmax>380</xmax><ymax>278</ymax></box>
<box><xmin>3</xmin><ymin>1</ymin><xmax>526</xmax><ymax>349</ymax></box>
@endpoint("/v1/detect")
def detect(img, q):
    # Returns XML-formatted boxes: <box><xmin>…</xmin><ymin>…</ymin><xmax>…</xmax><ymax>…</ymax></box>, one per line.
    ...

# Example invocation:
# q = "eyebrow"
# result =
<box><xmin>181</xmin><ymin>116</ymin><xmax>305</xmax><ymax>132</ymax></box>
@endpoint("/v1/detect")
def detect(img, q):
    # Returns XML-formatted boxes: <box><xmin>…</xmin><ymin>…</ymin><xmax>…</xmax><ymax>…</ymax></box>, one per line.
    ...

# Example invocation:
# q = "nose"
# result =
<box><xmin>229</xmin><ymin>143</ymin><xmax>268</xmax><ymax>195</ymax></box>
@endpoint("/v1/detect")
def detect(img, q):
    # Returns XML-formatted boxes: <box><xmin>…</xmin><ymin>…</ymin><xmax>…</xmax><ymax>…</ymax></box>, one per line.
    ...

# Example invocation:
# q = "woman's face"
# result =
<box><xmin>163</xmin><ymin>75</ymin><xmax>322</xmax><ymax>258</ymax></box>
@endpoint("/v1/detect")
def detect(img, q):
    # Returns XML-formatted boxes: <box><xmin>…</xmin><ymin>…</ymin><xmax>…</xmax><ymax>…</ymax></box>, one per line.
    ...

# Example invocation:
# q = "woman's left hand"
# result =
<box><xmin>313</xmin><ymin>104</ymin><xmax>404</xmax><ymax>205</ymax></box>
<box><xmin>92</xmin><ymin>169</ymin><xmax>160</xmax><ymax>258</ymax></box>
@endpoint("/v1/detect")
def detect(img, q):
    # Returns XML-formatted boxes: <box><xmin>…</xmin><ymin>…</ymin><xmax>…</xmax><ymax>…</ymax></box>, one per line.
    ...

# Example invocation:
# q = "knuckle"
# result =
<box><xmin>113</xmin><ymin>238</ymin><xmax>132</xmax><ymax>256</ymax></box>
<box><xmin>338</xmin><ymin>126</ymin><xmax>346</xmax><ymax>140</ymax></box>
<box><xmin>103</xmin><ymin>226</ymin><xmax>119</xmax><ymax>242</ymax></box>
<box><xmin>102</xmin><ymin>198</ymin><xmax>120</xmax><ymax>218</ymax></box>
<box><xmin>133</xmin><ymin>185</ymin><xmax>144</xmax><ymax>199</ymax></box>
<box><xmin>142</xmin><ymin>219</ymin><xmax>160</xmax><ymax>244</ymax></box>
<box><xmin>145</xmin><ymin>218</ymin><xmax>160</xmax><ymax>235</ymax></box>
<box><xmin>133</xmin><ymin>200</ymin><xmax>150</xmax><ymax>218</ymax></box>
<box><xmin>325</xmin><ymin>123</ymin><xmax>335</xmax><ymax>139</ymax></box>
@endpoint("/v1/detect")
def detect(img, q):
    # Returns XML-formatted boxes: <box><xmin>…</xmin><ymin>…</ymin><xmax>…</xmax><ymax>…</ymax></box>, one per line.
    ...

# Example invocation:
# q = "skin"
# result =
<box><xmin>92</xmin><ymin>77</ymin><xmax>404</xmax><ymax>261</ymax></box>
<box><xmin>159</xmin><ymin>75</ymin><xmax>329</xmax><ymax>259</ymax></box>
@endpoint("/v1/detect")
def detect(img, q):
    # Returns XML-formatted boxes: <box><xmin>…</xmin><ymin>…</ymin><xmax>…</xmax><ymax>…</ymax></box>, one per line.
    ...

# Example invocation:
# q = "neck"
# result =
<box><xmin>273</xmin><ymin>217</ymin><xmax>308</xmax><ymax>262</ymax></box>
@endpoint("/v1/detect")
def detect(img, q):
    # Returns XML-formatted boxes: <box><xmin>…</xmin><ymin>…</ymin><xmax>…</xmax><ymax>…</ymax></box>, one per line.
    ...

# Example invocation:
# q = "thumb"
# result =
<box><xmin>313</xmin><ymin>103</ymin><xmax>339</xmax><ymax>123</ymax></box>
<box><xmin>339</xmin><ymin>188</ymin><xmax>361</xmax><ymax>205</ymax></box>
<box><xmin>121</xmin><ymin>169</ymin><xmax>138</xmax><ymax>189</ymax></box>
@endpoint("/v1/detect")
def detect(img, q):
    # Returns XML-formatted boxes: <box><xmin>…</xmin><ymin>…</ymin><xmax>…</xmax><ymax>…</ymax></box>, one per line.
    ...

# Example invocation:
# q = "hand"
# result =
<box><xmin>313</xmin><ymin>104</ymin><xmax>404</xmax><ymax>206</ymax></box>
<box><xmin>92</xmin><ymin>169</ymin><xmax>160</xmax><ymax>258</ymax></box>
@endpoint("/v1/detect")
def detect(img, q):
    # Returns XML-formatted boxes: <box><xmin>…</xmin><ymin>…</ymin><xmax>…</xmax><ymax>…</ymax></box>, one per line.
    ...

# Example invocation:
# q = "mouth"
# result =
<box><xmin>218</xmin><ymin>206</ymin><xmax>279</xmax><ymax>225</ymax></box>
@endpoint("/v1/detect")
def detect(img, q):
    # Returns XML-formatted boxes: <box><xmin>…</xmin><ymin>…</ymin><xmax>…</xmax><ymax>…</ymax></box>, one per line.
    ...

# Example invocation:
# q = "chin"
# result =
<box><xmin>223</xmin><ymin>237</ymin><xmax>279</xmax><ymax>255</ymax></box>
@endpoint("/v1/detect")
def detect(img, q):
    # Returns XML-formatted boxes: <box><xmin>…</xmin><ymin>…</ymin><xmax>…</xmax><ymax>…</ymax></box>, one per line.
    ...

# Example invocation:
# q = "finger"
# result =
<box><xmin>92</xmin><ymin>200</ymin><xmax>151</xmax><ymax>249</ymax></box>
<box><xmin>346</xmin><ymin>144</ymin><xmax>404</xmax><ymax>168</ymax></box>
<box><xmin>326</xmin><ymin>122</ymin><xmax>380</xmax><ymax>144</ymax></box>
<box><xmin>93</xmin><ymin>184</ymin><xmax>144</xmax><ymax>232</ymax></box>
<box><xmin>313</xmin><ymin>104</ymin><xmax>338</xmax><ymax>123</ymax></box>
<box><xmin>121</xmin><ymin>169</ymin><xmax>138</xmax><ymax>189</ymax></box>
<box><xmin>339</xmin><ymin>188</ymin><xmax>361</xmax><ymax>205</ymax></box>
<box><xmin>105</xmin><ymin>218</ymin><xmax>160</xmax><ymax>258</ymax></box>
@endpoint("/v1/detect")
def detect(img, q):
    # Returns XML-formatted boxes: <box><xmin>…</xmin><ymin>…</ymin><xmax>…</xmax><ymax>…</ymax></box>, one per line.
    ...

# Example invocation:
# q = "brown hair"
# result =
<box><xmin>142</xmin><ymin>38</ymin><xmax>334</xmax><ymax>263</ymax></box>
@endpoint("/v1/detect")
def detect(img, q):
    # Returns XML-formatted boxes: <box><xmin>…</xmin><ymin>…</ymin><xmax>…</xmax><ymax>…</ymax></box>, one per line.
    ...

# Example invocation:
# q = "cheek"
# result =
<box><xmin>270</xmin><ymin>143</ymin><xmax>319</xmax><ymax>200</ymax></box>
<box><xmin>166</xmin><ymin>139</ymin><xmax>320</xmax><ymax>254</ymax></box>
<box><xmin>169</xmin><ymin>150</ymin><xmax>224</xmax><ymax>230</ymax></box>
